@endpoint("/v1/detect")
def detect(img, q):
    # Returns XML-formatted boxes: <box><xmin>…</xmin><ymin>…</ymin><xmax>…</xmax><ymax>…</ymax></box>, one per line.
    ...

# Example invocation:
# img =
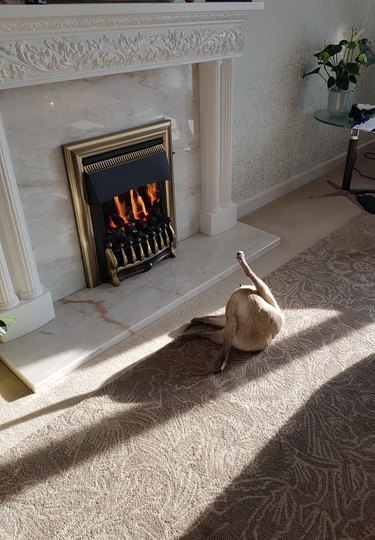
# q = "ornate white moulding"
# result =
<box><xmin>0</xmin><ymin>3</ymin><xmax>269</xmax><ymax>385</ymax></box>
<box><xmin>0</xmin><ymin>4</ymin><xmax>264</xmax><ymax>89</ymax></box>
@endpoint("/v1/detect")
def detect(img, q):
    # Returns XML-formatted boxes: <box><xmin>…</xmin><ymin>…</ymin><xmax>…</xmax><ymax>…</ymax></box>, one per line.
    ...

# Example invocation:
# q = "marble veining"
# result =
<box><xmin>0</xmin><ymin>65</ymin><xmax>200</xmax><ymax>302</ymax></box>
<box><xmin>60</xmin><ymin>298</ymin><xmax>130</xmax><ymax>332</ymax></box>
<box><xmin>0</xmin><ymin>222</ymin><xmax>280</xmax><ymax>392</ymax></box>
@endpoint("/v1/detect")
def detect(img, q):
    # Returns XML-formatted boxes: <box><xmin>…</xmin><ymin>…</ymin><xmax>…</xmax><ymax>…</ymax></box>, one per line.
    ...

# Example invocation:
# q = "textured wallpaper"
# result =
<box><xmin>232</xmin><ymin>0</ymin><xmax>375</xmax><ymax>204</ymax></box>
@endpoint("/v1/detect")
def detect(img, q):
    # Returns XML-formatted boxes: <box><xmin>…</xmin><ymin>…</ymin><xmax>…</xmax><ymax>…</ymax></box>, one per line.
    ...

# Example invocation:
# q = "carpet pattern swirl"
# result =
<box><xmin>1</xmin><ymin>212</ymin><xmax>375</xmax><ymax>539</ymax></box>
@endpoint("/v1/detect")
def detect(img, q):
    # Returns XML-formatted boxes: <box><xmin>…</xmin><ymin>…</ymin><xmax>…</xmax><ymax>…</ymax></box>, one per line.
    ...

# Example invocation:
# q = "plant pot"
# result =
<box><xmin>327</xmin><ymin>89</ymin><xmax>355</xmax><ymax>117</ymax></box>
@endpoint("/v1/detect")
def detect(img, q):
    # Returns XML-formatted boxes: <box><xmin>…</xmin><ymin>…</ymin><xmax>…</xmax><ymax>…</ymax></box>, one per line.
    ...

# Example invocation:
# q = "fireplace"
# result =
<box><xmin>0</xmin><ymin>4</ymin><xmax>277</xmax><ymax>391</ymax></box>
<box><xmin>63</xmin><ymin>120</ymin><xmax>176</xmax><ymax>288</ymax></box>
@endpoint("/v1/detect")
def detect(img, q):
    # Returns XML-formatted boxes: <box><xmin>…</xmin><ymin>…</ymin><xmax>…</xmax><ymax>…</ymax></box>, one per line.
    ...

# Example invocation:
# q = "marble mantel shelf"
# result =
<box><xmin>0</xmin><ymin>3</ymin><xmax>264</xmax><ymax>90</ymax></box>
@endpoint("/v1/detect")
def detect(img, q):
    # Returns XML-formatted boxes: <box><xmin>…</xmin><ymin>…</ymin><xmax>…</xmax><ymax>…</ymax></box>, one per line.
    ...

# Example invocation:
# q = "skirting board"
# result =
<box><xmin>237</xmin><ymin>140</ymin><xmax>374</xmax><ymax>219</ymax></box>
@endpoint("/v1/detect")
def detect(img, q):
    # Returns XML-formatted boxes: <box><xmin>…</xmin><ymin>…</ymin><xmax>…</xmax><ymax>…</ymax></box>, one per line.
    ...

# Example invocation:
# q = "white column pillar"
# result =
<box><xmin>199</xmin><ymin>60</ymin><xmax>222</xmax><ymax>224</ymax></box>
<box><xmin>220</xmin><ymin>58</ymin><xmax>236</xmax><ymax>210</ymax></box>
<box><xmin>0</xmin><ymin>240</ymin><xmax>19</xmax><ymax>310</ymax></box>
<box><xmin>0</xmin><ymin>114</ymin><xmax>43</xmax><ymax>299</ymax></box>
<box><xmin>0</xmin><ymin>113</ymin><xmax>55</xmax><ymax>343</ymax></box>
<box><xmin>198</xmin><ymin>59</ymin><xmax>238</xmax><ymax>236</ymax></box>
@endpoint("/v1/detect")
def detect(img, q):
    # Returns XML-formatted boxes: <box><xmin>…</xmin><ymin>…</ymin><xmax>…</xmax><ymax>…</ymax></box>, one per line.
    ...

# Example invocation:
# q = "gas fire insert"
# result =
<box><xmin>63</xmin><ymin>120</ymin><xmax>176</xmax><ymax>288</ymax></box>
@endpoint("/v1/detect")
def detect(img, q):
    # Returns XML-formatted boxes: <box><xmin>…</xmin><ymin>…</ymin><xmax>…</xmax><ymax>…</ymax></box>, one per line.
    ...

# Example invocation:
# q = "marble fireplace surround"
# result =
<box><xmin>0</xmin><ymin>3</ymin><xmax>280</xmax><ymax>391</ymax></box>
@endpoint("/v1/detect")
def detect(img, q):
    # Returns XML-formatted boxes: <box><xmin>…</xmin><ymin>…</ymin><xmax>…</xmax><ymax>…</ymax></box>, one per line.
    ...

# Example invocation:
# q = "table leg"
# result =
<box><xmin>341</xmin><ymin>128</ymin><xmax>359</xmax><ymax>191</ymax></box>
<box><xmin>311</xmin><ymin>126</ymin><xmax>375</xmax><ymax>202</ymax></box>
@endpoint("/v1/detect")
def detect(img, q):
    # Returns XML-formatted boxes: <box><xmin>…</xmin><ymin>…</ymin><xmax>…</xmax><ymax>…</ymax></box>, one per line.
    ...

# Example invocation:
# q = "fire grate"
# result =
<box><xmin>62</xmin><ymin>120</ymin><xmax>176</xmax><ymax>288</ymax></box>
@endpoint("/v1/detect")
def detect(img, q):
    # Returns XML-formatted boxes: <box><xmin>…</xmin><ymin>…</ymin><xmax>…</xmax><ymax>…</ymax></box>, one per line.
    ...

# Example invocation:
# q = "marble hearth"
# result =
<box><xmin>0</xmin><ymin>3</ymin><xmax>280</xmax><ymax>392</ymax></box>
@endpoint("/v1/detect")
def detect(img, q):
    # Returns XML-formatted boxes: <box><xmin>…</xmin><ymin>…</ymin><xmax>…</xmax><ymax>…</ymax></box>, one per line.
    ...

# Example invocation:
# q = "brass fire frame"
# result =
<box><xmin>62</xmin><ymin>119</ymin><xmax>175</xmax><ymax>288</ymax></box>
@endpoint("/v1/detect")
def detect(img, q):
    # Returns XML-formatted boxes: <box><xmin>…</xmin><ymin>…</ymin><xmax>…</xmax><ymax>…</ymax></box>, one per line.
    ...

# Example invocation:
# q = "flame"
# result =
<box><xmin>113</xmin><ymin>195</ymin><xmax>129</xmax><ymax>224</ymax></box>
<box><xmin>108</xmin><ymin>216</ymin><xmax>118</xmax><ymax>229</ymax></box>
<box><xmin>111</xmin><ymin>183</ymin><xmax>158</xmax><ymax>227</ymax></box>
<box><xmin>130</xmin><ymin>188</ymin><xmax>147</xmax><ymax>220</ymax></box>
<box><xmin>147</xmin><ymin>182</ymin><xmax>158</xmax><ymax>205</ymax></box>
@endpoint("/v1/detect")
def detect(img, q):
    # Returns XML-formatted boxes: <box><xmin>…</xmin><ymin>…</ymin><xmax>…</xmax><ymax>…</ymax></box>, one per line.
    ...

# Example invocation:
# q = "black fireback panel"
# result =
<box><xmin>84</xmin><ymin>151</ymin><xmax>170</xmax><ymax>205</ymax></box>
<box><xmin>82</xmin><ymin>139</ymin><xmax>173</xmax><ymax>284</ymax></box>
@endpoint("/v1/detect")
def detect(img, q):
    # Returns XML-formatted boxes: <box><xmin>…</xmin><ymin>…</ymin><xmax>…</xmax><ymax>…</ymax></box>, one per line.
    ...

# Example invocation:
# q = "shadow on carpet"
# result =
<box><xmin>0</xmin><ymin>212</ymin><xmax>374</xmax><ymax>540</ymax></box>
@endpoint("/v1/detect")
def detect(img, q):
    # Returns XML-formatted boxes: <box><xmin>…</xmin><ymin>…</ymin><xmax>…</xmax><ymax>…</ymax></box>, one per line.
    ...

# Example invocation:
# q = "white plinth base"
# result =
<box><xmin>200</xmin><ymin>203</ymin><xmax>238</xmax><ymax>236</ymax></box>
<box><xmin>0</xmin><ymin>223</ymin><xmax>280</xmax><ymax>393</ymax></box>
<box><xmin>0</xmin><ymin>285</ymin><xmax>55</xmax><ymax>343</ymax></box>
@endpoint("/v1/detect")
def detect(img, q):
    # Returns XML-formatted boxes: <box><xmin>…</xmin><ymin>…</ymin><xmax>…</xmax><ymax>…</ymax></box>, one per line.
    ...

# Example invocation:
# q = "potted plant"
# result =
<box><xmin>303</xmin><ymin>27</ymin><xmax>375</xmax><ymax>117</ymax></box>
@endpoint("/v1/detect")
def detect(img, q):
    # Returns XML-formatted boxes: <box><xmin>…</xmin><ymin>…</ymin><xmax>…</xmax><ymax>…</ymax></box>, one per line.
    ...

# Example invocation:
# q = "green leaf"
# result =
<box><xmin>317</xmin><ymin>51</ymin><xmax>331</xmax><ymax>63</ymax></box>
<box><xmin>347</xmin><ymin>41</ymin><xmax>357</xmax><ymax>50</ymax></box>
<box><xmin>345</xmin><ymin>62</ymin><xmax>360</xmax><ymax>75</ymax></box>
<box><xmin>313</xmin><ymin>49</ymin><xmax>326</xmax><ymax>59</ymax></box>
<box><xmin>339</xmin><ymin>40</ymin><xmax>349</xmax><ymax>46</ymax></box>
<box><xmin>323</xmin><ymin>44</ymin><xmax>343</xmax><ymax>56</ymax></box>
<box><xmin>0</xmin><ymin>316</ymin><xmax>16</xmax><ymax>336</ymax></box>
<box><xmin>327</xmin><ymin>76</ymin><xmax>336</xmax><ymax>88</ymax></box>
<box><xmin>348</xmin><ymin>74</ymin><xmax>357</xmax><ymax>84</ymax></box>
<box><xmin>336</xmin><ymin>75</ymin><xmax>349</xmax><ymax>90</ymax></box>
<box><xmin>2</xmin><ymin>316</ymin><xmax>16</xmax><ymax>325</ymax></box>
<box><xmin>303</xmin><ymin>67</ymin><xmax>321</xmax><ymax>78</ymax></box>
<box><xmin>317</xmin><ymin>61</ymin><xmax>334</xmax><ymax>70</ymax></box>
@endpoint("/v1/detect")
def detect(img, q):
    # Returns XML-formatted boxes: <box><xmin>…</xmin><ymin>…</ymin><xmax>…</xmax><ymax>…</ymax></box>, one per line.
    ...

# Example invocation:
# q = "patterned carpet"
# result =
<box><xmin>1</xmin><ymin>212</ymin><xmax>375</xmax><ymax>540</ymax></box>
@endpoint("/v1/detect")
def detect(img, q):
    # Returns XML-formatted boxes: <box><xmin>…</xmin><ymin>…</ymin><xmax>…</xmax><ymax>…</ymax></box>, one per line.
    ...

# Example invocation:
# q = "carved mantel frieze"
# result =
<box><xmin>0</xmin><ymin>3</ymin><xmax>263</xmax><ymax>89</ymax></box>
<box><xmin>0</xmin><ymin>28</ymin><xmax>245</xmax><ymax>85</ymax></box>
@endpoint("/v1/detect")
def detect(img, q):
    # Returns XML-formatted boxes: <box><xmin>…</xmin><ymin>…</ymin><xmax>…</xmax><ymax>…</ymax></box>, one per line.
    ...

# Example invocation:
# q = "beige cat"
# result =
<box><xmin>178</xmin><ymin>251</ymin><xmax>283</xmax><ymax>373</ymax></box>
